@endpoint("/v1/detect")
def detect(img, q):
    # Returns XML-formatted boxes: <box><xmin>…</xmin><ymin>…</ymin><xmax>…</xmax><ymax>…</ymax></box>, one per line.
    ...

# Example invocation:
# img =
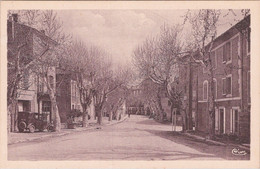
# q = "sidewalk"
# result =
<box><xmin>181</xmin><ymin>132</ymin><xmax>250</xmax><ymax>151</ymax></box>
<box><xmin>8</xmin><ymin>115</ymin><xmax>128</xmax><ymax>145</ymax></box>
<box><xmin>151</xmin><ymin>118</ymin><xmax>250</xmax><ymax>151</ymax></box>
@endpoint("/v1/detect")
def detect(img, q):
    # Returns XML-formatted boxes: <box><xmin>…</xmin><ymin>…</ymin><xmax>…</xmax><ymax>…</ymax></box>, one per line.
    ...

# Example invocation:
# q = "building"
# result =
<box><xmin>126</xmin><ymin>85</ymin><xmax>144</xmax><ymax>115</ymax></box>
<box><xmin>56</xmin><ymin>70</ymin><xmax>95</xmax><ymax>123</ymax></box>
<box><xmin>194</xmin><ymin>15</ymin><xmax>250</xmax><ymax>141</ymax></box>
<box><xmin>176</xmin><ymin>55</ymin><xmax>199</xmax><ymax>130</ymax></box>
<box><xmin>7</xmin><ymin>14</ymin><xmax>57</xmax><ymax>132</ymax></box>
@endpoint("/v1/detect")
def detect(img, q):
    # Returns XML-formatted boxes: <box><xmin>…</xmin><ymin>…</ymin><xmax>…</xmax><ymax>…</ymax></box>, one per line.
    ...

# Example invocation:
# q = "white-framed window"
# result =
<box><xmin>216</xmin><ymin>107</ymin><xmax>226</xmax><ymax>134</ymax></box>
<box><xmin>224</xmin><ymin>41</ymin><xmax>232</xmax><ymax>64</ymax></box>
<box><xmin>202</xmin><ymin>64</ymin><xmax>207</xmax><ymax>74</ymax></box>
<box><xmin>203</xmin><ymin>80</ymin><xmax>208</xmax><ymax>101</ymax></box>
<box><xmin>210</xmin><ymin>51</ymin><xmax>217</xmax><ymax>69</ymax></box>
<box><xmin>222</xmin><ymin>75</ymin><xmax>232</xmax><ymax>96</ymax></box>
<box><xmin>49</xmin><ymin>75</ymin><xmax>54</xmax><ymax>89</ymax></box>
<box><xmin>38</xmin><ymin>78</ymin><xmax>43</xmax><ymax>92</ymax></box>
<box><xmin>215</xmin><ymin>108</ymin><xmax>218</xmax><ymax>131</ymax></box>
<box><xmin>226</xmin><ymin>75</ymin><xmax>232</xmax><ymax>96</ymax></box>
<box><xmin>213</xmin><ymin>78</ymin><xmax>217</xmax><ymax>99</ymax></box>
<box><xmin>230</xmin><ymin>108</ymin><xmax>239</xmax><ymax>134</ymax></box>
<box><xmin>222</xmin><ymin>78</ymin><xmax>226</xmax><ymax>95</ymax></box>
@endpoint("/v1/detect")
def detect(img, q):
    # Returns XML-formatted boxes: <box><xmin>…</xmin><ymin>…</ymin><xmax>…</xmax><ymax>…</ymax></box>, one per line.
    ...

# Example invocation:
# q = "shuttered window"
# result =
<box><xmin>226</xmin><ymin>76</ymin><xmax>232</xmax><ymax>95</ymax></box>
<box><xmin>222</xmin><ymin>78</ymin><xmax>226</xmax><ymax>95</ymax></box>
<box><xmin>215</xmin><ymin>108</ymin><xmax>218</xmax><ymax>131</ymax></box>
<box><xmin>203</xmin><ymin>81</ymin><xmax>208</xmax><ymax>101</ymax></box>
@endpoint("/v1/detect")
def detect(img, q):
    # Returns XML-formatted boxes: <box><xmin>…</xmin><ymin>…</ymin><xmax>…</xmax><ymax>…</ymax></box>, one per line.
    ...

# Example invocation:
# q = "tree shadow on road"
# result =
<box><xmin>137</xmin><ymin>129</ymin><xmax>250</xmax><ymax>160</ymax></box>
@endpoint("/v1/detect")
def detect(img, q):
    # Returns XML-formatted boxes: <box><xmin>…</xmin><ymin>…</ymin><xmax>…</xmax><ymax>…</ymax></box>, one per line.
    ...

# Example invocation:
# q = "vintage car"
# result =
<box><xmin>18</xmin><ymin>111</ymin><xmax>54</xmax><ymax>133</ymax></box>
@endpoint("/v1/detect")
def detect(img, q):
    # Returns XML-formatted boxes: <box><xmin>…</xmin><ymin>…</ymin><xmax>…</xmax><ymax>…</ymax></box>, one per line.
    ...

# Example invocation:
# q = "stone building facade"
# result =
<box><xmin>194</xmin><ymin>15</ymin><xmax>250</xmax><ymax>141</ymax></box>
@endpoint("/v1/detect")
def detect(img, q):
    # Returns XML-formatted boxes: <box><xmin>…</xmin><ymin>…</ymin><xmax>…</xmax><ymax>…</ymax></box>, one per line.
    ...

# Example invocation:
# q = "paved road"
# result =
<box><xmin>8</xmin><ymin>115</ymin><xmax>249</xmax><ymax>160</ymax></box>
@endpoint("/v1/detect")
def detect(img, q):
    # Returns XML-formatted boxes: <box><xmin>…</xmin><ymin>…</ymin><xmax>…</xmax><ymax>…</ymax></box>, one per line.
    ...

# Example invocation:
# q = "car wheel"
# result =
<box><xmin>18</xmin><ymin>122</ymin><xmax>26</xmax><ymax>132</ymax></box>
<box><xmin>47</xmin><ymin>125</ymin><xmax>54</xmax><ymax>132</ymax></box>
<box><xmin>28</xmin><ymin>124</ymin><xmax>35</xmax><ymax>133</ymax></box>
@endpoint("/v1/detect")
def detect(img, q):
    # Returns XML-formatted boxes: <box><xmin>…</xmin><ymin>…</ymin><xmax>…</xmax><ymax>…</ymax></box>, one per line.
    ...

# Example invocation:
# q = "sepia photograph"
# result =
<box><xmin>0</xmin><ymin>1</ymin><xmax>260</xmax><ymax>168</ymax></box>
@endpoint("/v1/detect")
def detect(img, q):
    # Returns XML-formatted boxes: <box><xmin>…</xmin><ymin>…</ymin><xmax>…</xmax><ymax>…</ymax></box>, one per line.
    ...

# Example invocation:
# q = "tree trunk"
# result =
<box><xmin>208</xmin><ymin>68</ymin><xmax>216</xmax><ymax>139</ymax></box>
<box><xmin>96</xmin><ymin>106</ymin><xmax>102</xmax><ymax>125</ymax></box>
<box><xmin>109</xmin><ymin>111</ymin><xmax>112</xmax><ymax>121</ymax></box>
<box><xmin>82</xmin><ymin>105</ymin><xmax>88</xmax><ymax>127</ymax></box>
<box><xmin>8</xmin><ymin>101</ymin><xmax>18</xmax><ymax>132</ymax></box>
<box><xmin>156</xmin><ymin>92</ymin><xmax>164</xmax><ymax>121</ymax></box>
<box><xmin>49</xmin><ymin>92</ymin><xmax>61</xmax><ymax>132</ymax></box>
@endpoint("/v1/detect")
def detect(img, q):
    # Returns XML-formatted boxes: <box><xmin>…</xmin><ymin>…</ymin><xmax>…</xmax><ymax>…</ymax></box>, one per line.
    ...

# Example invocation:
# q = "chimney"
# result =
<box><xmin>12</xmin><ymin>13</ymin><xmax>18</xmax><ymax>22</ymax></box>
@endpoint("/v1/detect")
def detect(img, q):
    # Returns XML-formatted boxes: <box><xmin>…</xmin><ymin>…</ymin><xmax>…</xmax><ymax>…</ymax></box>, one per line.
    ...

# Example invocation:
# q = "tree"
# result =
<box><xmin>182</xmin><ymin>9</ymin><xmax>221</xmax><ymax>138</ymax></box>
<box><xmin>105</xmin><ymin>86</ymin><xmax>128</xmax><ymax>121</ymax></box>
<box><xmin>133</xmin><ymin>24</ymin><xmax>183</xmax><ymax>121</ymax></box>
<box><xmin>92</xmin><ymin>59</ymin><xmax>133</xmax><ymax>125</ymax></box>
<box><xmin>63</xmin><ymin>40</ymin><xmax>98</xmax><ymax>127</ymax></box>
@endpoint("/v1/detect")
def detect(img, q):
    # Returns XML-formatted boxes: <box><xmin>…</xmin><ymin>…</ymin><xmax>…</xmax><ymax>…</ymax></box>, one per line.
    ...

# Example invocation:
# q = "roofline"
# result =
<box><xmin>8</xmin><ymin>20</ymin><xmax>58</xmax><ymax>45</ymax></box>
<box><xmin>207</xmin><ymin>14</ymin><xmax>250</xmax><ymax>49</ymax></box>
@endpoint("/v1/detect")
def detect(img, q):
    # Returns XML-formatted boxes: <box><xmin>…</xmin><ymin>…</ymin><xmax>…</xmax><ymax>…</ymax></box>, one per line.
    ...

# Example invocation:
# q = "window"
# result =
<box><xmin>203</xmin><ymin>81</ymin><xmax>208</xmax><ymax>101</ymax></box>
<box><xmin>226</xmin><ymin>76</ymin><xmax>232</xmax><ymax>95</ymax></box>
<box><xmin>222</xmin><ymin>78</ymin><xmax>226</xmax><ymax>95</ymax></box>
<box><xmin>210</xmin><ymin>51</ymin><xmax>217</xmax><ymax>69</ymax></box>
<box><xmin>247</xmin><ymin>28</ymin><xmax>251</xmax><ymax>55</ymax></box>
<box><xmin>248</xmin><ymin>71</ymin><xmax>250</xmax><ymax>103</ymax></box>
<box><xmin>202</xmin><ymin>65</ymin><xmax>207</xmax><ymax>74</ymax></box>
<box><xmin>222</xmin><ymin>76</ymin><xmax>231</xmax><ymax>96</ymax></box>
<box><xmin>231</xmin><ymin>108</ymin><xmax>239</xmax><ymax>134</ymax></box>
<box><xmin>42</xmin><ymin>101</ymin><xmax>51</xmax><ymax>112</ymax></box>
<box><xmin>71</xmin><ymin>81</ymin><xmax>76</xmax><ymax>97</ymax></box>
<box><xmin>213</xmin><ymin>79</ymin><xmax>217</xmax><ymax>98</ymax></box>
<box><xmin>224</xmin><ymin>41</ymin><xmax>231</xmax><ymax>63</ymax></box>
<box><xmin>22</xmin><ymin>69</ymin><xmax>30</xmax><ymax>89</ymax></box>
<box><xmin>38</xmin><ymin>78</ymin><xmax>43</xmax><ymax>92</ymax></box>
<box><xmin>193</xmin><ymin>90</ymin><xmax>196</xmax><ymax>99</ymax></box>
<box><xmin>216</xmin><ymin>47</ymin><xmax>223</xmax><ymax>64</ymax></box>
<box><xmin>219</xmin><ymin>108</ymin><xmax>225</xmax><ymax>134</ymax></box>
<box><xmin>222</xmin><ymin>45</ymin><xmax>226</xmax><ymax>63</ymax></box>
<box><xmin>215</xmin><ymin>108</ymin><xmax>218</xmax><ymax>131</ymax></box>
<box><xmin>215</xmin><ymin>108</ymin><xmax>225</xmax><ymax>133</ymax></box>
<box><xmin>49</xmin><ymin>76</ymin><xmax>54</xmax><ymax>89</ymax></box>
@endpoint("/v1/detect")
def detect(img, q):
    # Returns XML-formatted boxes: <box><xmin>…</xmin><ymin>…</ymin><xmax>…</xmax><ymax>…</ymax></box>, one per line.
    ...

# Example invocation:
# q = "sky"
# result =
<box><xmin>57</xmin><ymin>10</ymin><xmax>245</xmax><ymax>67</ymax></box>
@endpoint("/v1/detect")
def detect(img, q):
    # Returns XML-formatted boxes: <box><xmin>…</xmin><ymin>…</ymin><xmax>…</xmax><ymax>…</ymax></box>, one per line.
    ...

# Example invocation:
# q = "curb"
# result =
<box><xmin>183</xmin><ymin>133</ymin><xmax>228</xmax><ymax>146</ymax></box>
<box><xmin>182</xmin><ymin>133</ymin><xmax>250</xmax><ymax>151</ymax></box>
<box><xmin>8</xmin><ymin>116</ymin><xmax>128</xmax><ymax>145</ymax></box>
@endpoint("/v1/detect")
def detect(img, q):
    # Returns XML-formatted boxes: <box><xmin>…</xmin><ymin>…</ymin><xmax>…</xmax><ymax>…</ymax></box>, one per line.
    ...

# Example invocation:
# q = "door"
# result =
<box><xmin>231</xmin><ymin>109</ymin><xmax>239</xmax><ymax>134</ymax></box>
<box><xmin>42</xmin><ymin>101</ymin><xmax>51</xmax><ymax>123</ymax></box>
<box><xmin>219</xmin><ymin>108</ymin><xmax>225</xmax><ymax>134</ymax></box>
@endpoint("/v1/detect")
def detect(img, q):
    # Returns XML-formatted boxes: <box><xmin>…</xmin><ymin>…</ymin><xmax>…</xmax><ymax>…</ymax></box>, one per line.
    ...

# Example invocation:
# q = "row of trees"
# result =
<box><xmin>8</xmin><ymin>10</ymin><xmax>133</xmax><ymax>132</ymax></box>
<box><xmin>132</xmin><ymin>9</ymin><xmax>250</xmax><ymax>139</ymax></box>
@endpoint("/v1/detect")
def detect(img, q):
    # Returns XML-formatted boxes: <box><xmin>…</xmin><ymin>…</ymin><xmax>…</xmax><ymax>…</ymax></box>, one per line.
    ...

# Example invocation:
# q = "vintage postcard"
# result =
<box><xmin>0</xmin><ymin>1</ymin><xmax>259</xmax><ymax>168</ymax></box>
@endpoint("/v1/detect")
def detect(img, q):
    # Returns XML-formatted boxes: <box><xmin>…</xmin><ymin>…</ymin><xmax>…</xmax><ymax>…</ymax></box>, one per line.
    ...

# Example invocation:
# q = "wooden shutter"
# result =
<box><xmin>215</xmin><ymin>108</ymin><xmax>218</xmax><ymax>130</ymax></box>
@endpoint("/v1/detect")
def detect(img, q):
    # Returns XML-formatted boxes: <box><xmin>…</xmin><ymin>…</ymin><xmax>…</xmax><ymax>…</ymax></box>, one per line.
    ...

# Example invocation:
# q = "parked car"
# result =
<box><xmin>18</xmin><ymin>111</ymin><xmax>54</xmax><ymax>133</ymax></box>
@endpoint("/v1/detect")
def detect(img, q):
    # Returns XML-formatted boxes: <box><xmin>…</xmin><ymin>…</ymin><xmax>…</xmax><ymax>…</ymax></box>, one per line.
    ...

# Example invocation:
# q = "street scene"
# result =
<box><xmin>7</xmin><ymin>9</ymin><xmax>251</xmax><ymax>161</ymax></box>
<box><xmin>9</xmin><ymin>115</ymin><xmax>249</xmax><ymax>160</ymax></box>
